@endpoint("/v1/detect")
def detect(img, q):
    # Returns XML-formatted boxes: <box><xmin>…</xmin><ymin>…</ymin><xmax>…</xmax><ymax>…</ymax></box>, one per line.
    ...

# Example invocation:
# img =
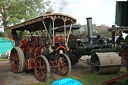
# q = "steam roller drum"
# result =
<box><xmin>91</xmin><ymin>52</ymin><xmax>121</xmax><ymax>74</ymax></box>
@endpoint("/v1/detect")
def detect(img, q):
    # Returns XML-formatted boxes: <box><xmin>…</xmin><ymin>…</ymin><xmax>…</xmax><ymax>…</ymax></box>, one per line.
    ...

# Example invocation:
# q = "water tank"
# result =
<box><xmin>115</xmin><ymin>1</ymin><xmax>128</xmax><ymax>26</ymax></box>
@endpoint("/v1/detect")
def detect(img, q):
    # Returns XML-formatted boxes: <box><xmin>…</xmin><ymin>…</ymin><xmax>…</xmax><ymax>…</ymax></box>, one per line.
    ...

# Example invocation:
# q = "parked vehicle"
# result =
<box><xmin>5</xmin><ymin>13</ymin><xmax>77</xmax><ymax>81</ymax></box>
<box><xmin>54</xmin><ymin>17</ymin><xmax>121</xmax><ymax>74</ymax></box>
<box><xmin>5</xmin><ymin>12</ymin><xmax>122</xmax><ymax>82</ymax></box>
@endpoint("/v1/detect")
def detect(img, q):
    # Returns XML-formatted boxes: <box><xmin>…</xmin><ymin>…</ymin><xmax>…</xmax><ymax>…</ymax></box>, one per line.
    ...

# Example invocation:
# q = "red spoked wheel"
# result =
<box><xmin>56</xmin><ymin>53</ymin><xmax>71</xmax><ymax>76</ymax></box>
<box><xmin>10</xmin><ymin>47</ymin><xmax>25</xmax><ymax>73</ymax></box>
<box><xmin>121</xmin><ymin>46</ymin><xmax>128</xmax><ymax>66</ymax></box>
<box><xmin>34</xmin><ymin>55</ymin><xmax>50</xmax><ymax>81</ymax></box>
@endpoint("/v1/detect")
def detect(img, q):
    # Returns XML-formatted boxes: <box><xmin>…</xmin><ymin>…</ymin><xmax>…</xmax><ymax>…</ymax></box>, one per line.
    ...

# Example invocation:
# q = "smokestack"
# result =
<box><xmin>86</xmin><ymin>17</ymin><xmax>93</xmax><ymax>39</ymax></box>
<box><xmin>86</xmin><ymin>17</ymin><xmax>97</xmax><ymax>44</ymax></box>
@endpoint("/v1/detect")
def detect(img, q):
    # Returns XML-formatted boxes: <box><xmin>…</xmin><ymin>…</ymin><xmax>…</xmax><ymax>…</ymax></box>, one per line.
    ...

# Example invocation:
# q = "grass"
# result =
<box><xmin>29</xmin><ymin>67</ymin><xmax>127</xmax><ymax>85</ymax></box>
<box><xmin>0</xmin><ymin>58</ymin><xmax>8</xmax><ymax>61</ymax></box>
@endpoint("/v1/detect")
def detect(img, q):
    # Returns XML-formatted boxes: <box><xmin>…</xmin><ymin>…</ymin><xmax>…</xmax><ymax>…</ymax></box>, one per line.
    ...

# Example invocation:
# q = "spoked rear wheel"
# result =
<box><xmin>34</xmin><ymin>55</ymin><xmax>50</xmax><ymax>81</ymax></box>
<box><xmin>10</xmin><ymin>47</ymin><xmax>25</xmax><ymax>73</ymax></box>
<box><xmin>121</xmin><ymin>47</ymin><xmax>128</xmax><ymax>66</ymax></box>
<box><xmin>56</xmin><ymin>53</ymin><xmax>71</xmax><ymax>76</ymax></box>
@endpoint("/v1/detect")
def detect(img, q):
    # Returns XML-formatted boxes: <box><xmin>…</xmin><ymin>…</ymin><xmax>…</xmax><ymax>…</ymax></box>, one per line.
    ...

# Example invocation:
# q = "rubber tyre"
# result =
<box><xmin>34</xmin><ymin>55</ymin><xmax>50</xmax><ymax>81</ymax></box>
<box><xmin>10</xmin><ymin>47</ymin><xmax>25</xmax><ymax>73</ymax></box>
<box><xmin>56</xmin><ymin>53</ymin><xmax>71</xmax><ymax>76</ymax></box>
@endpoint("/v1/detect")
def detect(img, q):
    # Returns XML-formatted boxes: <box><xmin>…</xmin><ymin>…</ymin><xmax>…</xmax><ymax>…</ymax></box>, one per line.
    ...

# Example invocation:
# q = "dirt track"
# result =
<box><xmin>0</xmin><ymin>57</ymin><xmax>90</xmax><ymax>85</ymax></box>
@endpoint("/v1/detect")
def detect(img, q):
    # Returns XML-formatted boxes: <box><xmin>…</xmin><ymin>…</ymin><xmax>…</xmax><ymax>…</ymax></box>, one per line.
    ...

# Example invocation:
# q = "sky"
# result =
<box><xmin>0</xmin><ymin>0</ymin><xmax>127</xmax><ymax>32</ymax></box>
<box><xmin>49</xmin><ymin>0</ymin><xmax>127</xmax><ymax>27</ymax></box>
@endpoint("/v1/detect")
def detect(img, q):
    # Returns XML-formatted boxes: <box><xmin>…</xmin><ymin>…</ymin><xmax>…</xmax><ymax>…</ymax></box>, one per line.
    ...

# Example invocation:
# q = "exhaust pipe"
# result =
<box><xmin>86</xmin><ymin>17</ymin><xmax>97</xmax><ymax>44</ymax></box>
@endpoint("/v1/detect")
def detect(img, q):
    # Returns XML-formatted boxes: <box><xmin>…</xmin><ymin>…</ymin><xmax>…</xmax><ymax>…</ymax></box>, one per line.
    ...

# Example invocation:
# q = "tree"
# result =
<box><xmin>81</xmin><ymin>24</ymin><xmax>111</xmax><ymax>38</ymax></box>
<box><xmin>0</xmin><ymin>0</ymin><xmax>50</xmax><ymax>29</ymax></box>
<box><xmin>0</xmin><ymin>32</ymin><xmax>4</xmax><ymax>37</ymax></box>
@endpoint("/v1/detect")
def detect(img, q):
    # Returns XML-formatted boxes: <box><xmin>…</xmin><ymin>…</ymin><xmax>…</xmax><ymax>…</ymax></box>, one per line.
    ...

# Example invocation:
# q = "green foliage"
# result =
<box><xmin>73</xmin><ymin>29</ymin><xmax>81</xmax><ymax>35</ymax></box>
<box><xmin>0</xmin><ymin>32</ymin><xmax>4</xmax><ymax>37</ymax></box>
<box><xmin>80</xmin><ymin>24</ymin><xmax>111</xmax><ymax>38</ymax></box>
<box><xmin>0</xmin><ymin>0</ymin><xmax>50</xmax><ymax>28</ymax></box>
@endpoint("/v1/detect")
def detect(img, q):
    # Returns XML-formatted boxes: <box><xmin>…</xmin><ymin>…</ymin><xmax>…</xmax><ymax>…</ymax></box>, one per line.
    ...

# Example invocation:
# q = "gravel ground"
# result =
<box><xmin>0</xmin><ymin>56</ymin><xmax>90</xmax><ymax>85</ymax></box>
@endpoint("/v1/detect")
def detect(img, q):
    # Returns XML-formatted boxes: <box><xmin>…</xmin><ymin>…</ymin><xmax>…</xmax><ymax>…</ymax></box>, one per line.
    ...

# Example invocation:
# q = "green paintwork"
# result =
<box><xmin>125</xmin><ymin>36</ymin><xmax>128</xmax><ymax>46</ymax></box>
<box><xmin>68</xmin><ymin>40</ymin><xmax>86</xmax><ymax>55</ymax></box>
<box><xmin>68</xmin><ymin>40</ymin><xmax>77</xmax><ymax>49</ymax></box>
<box><xmin>116</xmin><ymin>1</ymin><xmax>128</xmax><ymax>26</ymax></box>
<box><xmin>72</xmin><ymin>47</ymin><xmax>86</xmax><ymax>55</ymax></box>
<box><xmin>91</xmin><ymin>49</ymin><xmax>117</xmax><ymax>63</ymax></box>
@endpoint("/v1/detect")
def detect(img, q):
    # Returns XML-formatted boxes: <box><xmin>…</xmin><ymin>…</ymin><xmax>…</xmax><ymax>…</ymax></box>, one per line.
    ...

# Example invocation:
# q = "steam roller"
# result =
<box><xmin>90</xmin><ymin>49</ymin><xmax>121</xmax><ymax>74</ymax></box>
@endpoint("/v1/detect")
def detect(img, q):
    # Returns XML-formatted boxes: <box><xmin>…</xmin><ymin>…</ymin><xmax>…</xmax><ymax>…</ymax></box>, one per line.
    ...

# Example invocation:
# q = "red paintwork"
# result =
<box><xmin>17</xmin><ymin>35</ymin><xmax>67</xmax><ymax>71</ymax></box>
<box><xmin>10</xmin><ymin>49</ymin><xmax>19</xmax><ymax>73</ymax></box>
<box><xmin>35</xmin><ymin>37</ymin><xmax>39</xmax><ymax>41</ymax></box>
<box><xmin>54</xmin><ymin>36</ymin><xmax>65</xmax><ymax>44</ymax></box>
<box><xmin>25</xmin><ymin>60</ymin><xmax>29</xmax><ymax>70</ymax></box>
<box><xmin>103</xmin><ymin>73</ymin><xmax>128</xmax><ymax>84</ymax></box>
<box><xmin>68</xmin><ymin>35</ymin><xmax>76</xmax><ymax>41</ymax></box>
<box><xmin>18</xmin><ymin>40</ymin><xmax>27</xmax><ymax>48</ymax></box>
<box><xmin>56</xmin><ymin>55</ymin><xmax>69</xmax><ymax>76</ymax></box>
<box><xmin>25</xmin><ymin>59</ymin><xmax>35</xmax><ymax>70</ymax></box>
<box><xmin>56</xmin><ymin>46</ymin><xmax>66</xmax><ymax>51</ymax></box>
<box><xmin>17</xmin><ymin>37</ymin><xmax>41</xmax><ymax>70</ymax></box>
<box><xmin>34</xmin><ymin>57</ymin><xmax>47</xmax><ymax>81</ymax></box>
<box><xmin>54</xmin><ymin>35</ymin><xmax>76</xmax><ymax>44</ymax></box>
<box><xmin>31</xmin><ymin>61</ymin><xmax>34</xmax><ymax>69</ymax></box>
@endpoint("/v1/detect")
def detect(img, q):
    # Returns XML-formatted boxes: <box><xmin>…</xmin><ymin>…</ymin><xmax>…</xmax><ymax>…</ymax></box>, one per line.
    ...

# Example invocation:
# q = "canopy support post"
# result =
<box><xmin>66</xmin><ymin>23</ymin><xmax>72</xmax><ymax>45</ymax></box>
<box><xmin>42</xmin><ymin>20</ymin><xmax>52</xmax><ymax>42</ymax></box>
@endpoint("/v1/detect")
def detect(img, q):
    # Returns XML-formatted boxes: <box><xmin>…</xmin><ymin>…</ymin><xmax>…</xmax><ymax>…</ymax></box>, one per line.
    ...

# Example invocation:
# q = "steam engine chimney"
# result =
<box><xmin>86</xmin><ymin>17</ymin><xmax>97</xmax><ymax>44</ymax></box>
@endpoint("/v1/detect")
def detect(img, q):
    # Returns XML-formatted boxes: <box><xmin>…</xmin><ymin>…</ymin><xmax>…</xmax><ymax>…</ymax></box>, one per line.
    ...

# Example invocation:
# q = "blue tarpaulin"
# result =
<box><xmin>52</xmin><ymin>78</ymin><xmax>82</xmax><ymax>85</ymax></box>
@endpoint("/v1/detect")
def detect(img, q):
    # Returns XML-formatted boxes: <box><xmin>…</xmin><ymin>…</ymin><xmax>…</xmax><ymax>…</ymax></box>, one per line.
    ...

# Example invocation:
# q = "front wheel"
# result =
<box><xmin>56</xmin><ymin>53</ymin><xmax>71</xmax><ymax>76</ymax></box>
<box><xmin>34</xmin><ymin>55</ymin><xmax>50</xmax><ymax>81</ymax></box>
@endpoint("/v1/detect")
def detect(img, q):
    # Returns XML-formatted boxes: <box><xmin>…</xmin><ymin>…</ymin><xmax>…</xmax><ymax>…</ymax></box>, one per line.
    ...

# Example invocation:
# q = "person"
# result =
<box><xmin>6</xmin><ymin>49</ymin><xmax>10</xmax><ymax>60</ymax></box>
<box><xmin>116</xmin><ymin>31</ymin><xmax>125</xmax><ymax>46</ymax></box>
<box><xmin>11</xmin><ymin>30</ymin><xmax>18</xmax><ymax>42</ymax></box>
